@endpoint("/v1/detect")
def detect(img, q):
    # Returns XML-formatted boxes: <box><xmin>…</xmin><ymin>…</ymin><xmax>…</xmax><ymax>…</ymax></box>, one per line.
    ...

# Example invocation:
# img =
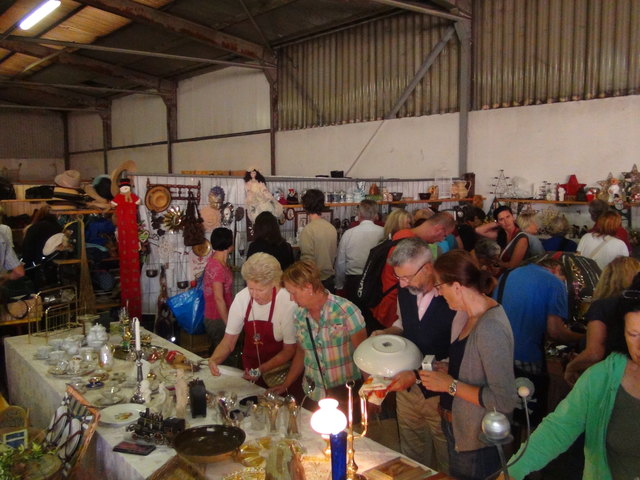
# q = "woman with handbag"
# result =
<box><xmin>207</xmin><ymin>252</ymin><xmax>299</xmax><ymax>392</ymax></box>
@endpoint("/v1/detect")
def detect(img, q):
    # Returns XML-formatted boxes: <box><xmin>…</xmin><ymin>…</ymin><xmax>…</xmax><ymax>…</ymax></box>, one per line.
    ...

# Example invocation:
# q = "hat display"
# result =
<box><xmin>145</xmin><ymin>185</ymin><xmax>171</xmax><ymax>213</ymax></box>
<box><xmin>42</xmin><ymin>233</ymin><xmax>66</xmax><ymax>256</ymax></box>
<box><xmin>54</xmin><ymin>170</ymin><xmax>81</xmax><ymax>189</ymax></box>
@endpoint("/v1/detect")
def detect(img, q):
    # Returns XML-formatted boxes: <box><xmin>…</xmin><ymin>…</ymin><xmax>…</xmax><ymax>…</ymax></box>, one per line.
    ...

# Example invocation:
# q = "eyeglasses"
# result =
<box><xmin>433</xmin><ymin>282</ymin><xmax>449</xmax><ymax>291</ymax></box>
<box><xmin>393</xmin><ymin>262</ymin><xmax>428</xmax><ymax>283</ymax></box>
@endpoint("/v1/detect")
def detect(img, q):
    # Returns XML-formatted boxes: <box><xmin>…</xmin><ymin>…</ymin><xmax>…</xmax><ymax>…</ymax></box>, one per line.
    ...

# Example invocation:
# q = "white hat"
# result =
<box><xmin>54</xmin><ymin>170</ymin><xmax>81</xmax><ymax>189</ymax></box>
<box><xmin>42</xmin><ymin>233</ymin><xmax>65</xmax><ymax>256</ymax></box>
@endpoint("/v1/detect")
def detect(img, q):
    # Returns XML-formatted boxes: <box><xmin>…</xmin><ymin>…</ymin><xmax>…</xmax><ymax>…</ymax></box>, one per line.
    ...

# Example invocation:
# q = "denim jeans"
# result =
<box><xmin>441</xmin><ymin>417</ymin><xmax>502</xmax><ymax>480</ymax></box>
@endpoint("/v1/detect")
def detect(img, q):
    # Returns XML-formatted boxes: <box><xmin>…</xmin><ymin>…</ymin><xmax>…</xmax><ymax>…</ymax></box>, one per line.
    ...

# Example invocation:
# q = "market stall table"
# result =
<box><xmin>4</xmin><ymin>328</ymin><xmax>442</xmax><ymax>479</ymax></box>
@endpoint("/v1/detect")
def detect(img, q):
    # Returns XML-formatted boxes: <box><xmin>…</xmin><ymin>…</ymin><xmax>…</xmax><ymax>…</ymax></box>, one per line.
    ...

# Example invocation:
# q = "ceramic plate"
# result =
<box><xmin>353</xmin><ymin>334</ymin><xmax>422</xmax><ymax>377</ymax></box>
<box><xmin>99</xmin><ymin>404</ymin><xmax>145</xmax><ymax>426</ymax></box>
<box><xmin>217</xmin><ymin>365</ymin><xmax>244</xmax><ymax>377</ymax></box>
<box><xmin>48</xmin><ymin>366</ymin><xmax>95</xmax><ymax>378</ymax></box>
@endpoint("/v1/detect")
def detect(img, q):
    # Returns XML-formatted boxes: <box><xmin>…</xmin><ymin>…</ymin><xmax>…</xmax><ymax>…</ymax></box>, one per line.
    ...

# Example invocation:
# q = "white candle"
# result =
<box><xmin>133</xmin><ymin>317</ymin><xmax>141</xmax><ymax>351</ymax></box>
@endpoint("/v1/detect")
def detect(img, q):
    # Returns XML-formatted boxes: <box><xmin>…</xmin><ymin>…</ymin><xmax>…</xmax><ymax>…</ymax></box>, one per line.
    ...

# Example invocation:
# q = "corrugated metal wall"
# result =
<box><xmin>278</xmin><ymin>13</ymin><xmax>459</xmax><ymax>130</ymax></box>
<box><xmin>474</xmin><ymin>0</ymin><xmax>640</xmax><ymax>109</ymax></box>
<box><xmin>0</xmin><ymin>110</ymin><xmax>64</xmax><ymax>158</ymax></box>
<box><xmin>278</xmin><ymin>0</ymin><xmax>640</xmax><ymax>129</ymax></box>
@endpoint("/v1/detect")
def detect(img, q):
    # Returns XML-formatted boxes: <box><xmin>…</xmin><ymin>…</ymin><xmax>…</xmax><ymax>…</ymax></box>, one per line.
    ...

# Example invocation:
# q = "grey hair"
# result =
<box><xmin>474</xmin><ymin>238</ymin><xmax>501</xmax><ymax>260</ymax></box>
<box><xmin>389</xmin><ymin>237</ymin><xmax>433</xmax><ymax>267</ymax></box>
<box><xmin>241</xmin><ymin>252</ymin><xmax>282</xmax><ymax>285</ymax></box>
<box><xmin>516</xmin><ymin>211</ymin><xmax>538</xmax><ymax>231</ymax></box>
<box><xmin>358</xmin><ymin>199</ymin><xmax>379</xmax><ymax>221</ymax></box>
<box><xmin>547</xmin><ymin>214</ymin><xmax>570</xmax><ymax>237</ymax></box>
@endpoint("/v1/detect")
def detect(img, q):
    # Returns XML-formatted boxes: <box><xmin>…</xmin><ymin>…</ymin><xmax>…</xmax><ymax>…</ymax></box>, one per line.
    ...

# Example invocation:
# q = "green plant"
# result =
<box><xmin>0</xmin><ymin>442</ymin><xmax>46</xmax><ymax>480</ymax></box>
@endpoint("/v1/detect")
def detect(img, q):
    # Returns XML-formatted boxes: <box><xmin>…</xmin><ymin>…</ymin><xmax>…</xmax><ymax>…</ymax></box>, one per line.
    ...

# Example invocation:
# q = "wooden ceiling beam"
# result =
<box><xmin>368</xmin><ymin>0</ymin><xmax>471</xmax><ymax>21</ymax></box>
<box><xmin>0</xmin><ymin>37</ymin><xmax>174</xmax><ymax>92</ymax></box>
<box><xmin>76</xmin><ymin>0</ymin><xmax>273</xmax><ymax>63</ymax></box>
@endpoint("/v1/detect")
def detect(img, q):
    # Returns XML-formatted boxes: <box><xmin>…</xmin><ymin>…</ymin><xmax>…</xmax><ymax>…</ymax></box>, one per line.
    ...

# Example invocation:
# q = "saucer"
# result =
<box><xmin>34</xmin><ymin>354</ymin><xmax>50</xmax><ymax>360</ymax></box>
<box><xmin>86</xmin><ymin>381</ymin><xmax>104</xmax><ymax>389</ymax></box>
<box><xmin>96</xmin><ymin>394</ymin><xmax>124</xmax><ymax>407</ymax></box>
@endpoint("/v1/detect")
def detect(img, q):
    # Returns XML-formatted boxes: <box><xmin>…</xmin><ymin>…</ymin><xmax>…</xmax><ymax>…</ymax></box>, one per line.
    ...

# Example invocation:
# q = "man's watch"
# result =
<box><xmin>448</xmin><ymin>379</ymin><xmax>458</xmax><ymax>396</ymax></box>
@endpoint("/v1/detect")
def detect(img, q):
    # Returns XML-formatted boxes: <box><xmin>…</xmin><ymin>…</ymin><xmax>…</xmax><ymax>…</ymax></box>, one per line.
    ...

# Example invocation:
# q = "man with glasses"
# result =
<box><xmin>372</xmin><ymin>237</ymin><xmax>465</xmax><ymax>474</ymax></box>
<box><xmin>371</xmin><ymin>212</ymin><xmax>456</xmax><ymax>330</ymax></box>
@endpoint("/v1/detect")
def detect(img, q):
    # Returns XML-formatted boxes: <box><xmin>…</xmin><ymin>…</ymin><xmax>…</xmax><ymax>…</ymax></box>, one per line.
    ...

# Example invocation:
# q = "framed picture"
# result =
<box><xmin>3</xmin><ymin>428</ymin><xmax>28</xmax><ymax>449</ymax></box>
<box><xmin>295</xmin><ymin>209</ymin><xmax>334</xmax><ymax>236</ymax></box>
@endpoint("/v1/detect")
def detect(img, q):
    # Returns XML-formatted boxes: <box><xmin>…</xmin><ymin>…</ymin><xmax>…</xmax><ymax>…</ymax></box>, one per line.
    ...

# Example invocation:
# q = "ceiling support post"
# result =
<box><xmin>455</xmin><ymin>19</ymin><xmax>471</xmax><ymax>176</ymax></box>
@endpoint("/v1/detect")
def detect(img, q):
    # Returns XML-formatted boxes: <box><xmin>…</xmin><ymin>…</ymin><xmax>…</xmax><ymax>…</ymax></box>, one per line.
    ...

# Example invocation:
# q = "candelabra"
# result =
<box><xmin>130</xmin><ymin>350</ymin><xmax>145</xmax><ymax>404</ymax></box>
<box><xmin>345</xmin><ymin>380</ymin><xmax>368</xmax><ymax>480</ymax></box>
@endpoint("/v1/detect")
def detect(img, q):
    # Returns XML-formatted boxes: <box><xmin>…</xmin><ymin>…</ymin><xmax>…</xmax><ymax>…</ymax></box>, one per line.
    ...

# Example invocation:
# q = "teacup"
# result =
<box><xmin>68</xmin><ymin>356</ymin><xmax>83</xmax><ymax>375</ymax></box>
<box><xmin>56</xmin><ymin>360</ymin><xmax>69</xmax><ymax>373</ymax></box>
<box><xmin>48</xmin><ymin>350</ymin><xmax>66</xmax><ymax>365</ymax></box>
<box><xmin>36</xmin><ymin>345</ymin><xmax>53</xmax><ymax>359</ymax></box>
<box><xmin>79</xmin><ymin>347</ymin><xmax>95</xmax><ymax>363</ymax></box>
<box><xmin>101</xmin><ymin>384</ymin><xmax>121</xmax><ymax>402</ymax></box>
<box><xmin>48</xmin><ymin>338</ymin><xmax>64</xmax><ymax>350</ymax></box>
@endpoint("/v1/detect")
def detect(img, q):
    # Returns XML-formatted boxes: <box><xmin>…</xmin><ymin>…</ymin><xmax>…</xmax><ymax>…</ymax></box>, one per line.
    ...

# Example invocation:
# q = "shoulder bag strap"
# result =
<box><xmin>588</xmin><ymin>235</ymin><xmax>610</xmax><ymax>259</ymax></box>
<box><xmin>305</xmin><ymin>316</ymin><xmax>328</xmax><ymax>391</ymax></box>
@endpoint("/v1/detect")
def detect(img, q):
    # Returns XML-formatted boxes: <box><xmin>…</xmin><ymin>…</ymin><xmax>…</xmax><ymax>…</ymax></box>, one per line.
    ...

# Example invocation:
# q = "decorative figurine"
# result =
<box><xmin>557</xmin><ymin>186</ymin><xmax>566</xmax><ymax>202</ymax></box>
<box><xmin>608</xmin><ymin>178</ymin><xmax>622</xmax><ymax>203</ymax></box>
<box><xmin>244</xmin><ymin>167</ymin><xmax>283</xmax><ymax>223</ymax></box>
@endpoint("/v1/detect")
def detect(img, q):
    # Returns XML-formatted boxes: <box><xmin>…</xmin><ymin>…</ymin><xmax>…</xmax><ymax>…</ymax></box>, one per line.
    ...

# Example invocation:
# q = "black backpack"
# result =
<box><xmin>355</xmin><ymin>238</ymin><xmax>400</xmax><ymax>308</ymax></box>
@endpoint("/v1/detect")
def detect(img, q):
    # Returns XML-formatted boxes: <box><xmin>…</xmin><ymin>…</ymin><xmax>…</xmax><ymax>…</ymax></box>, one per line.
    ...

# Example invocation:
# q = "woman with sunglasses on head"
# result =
<box><xmin>420</xmin><ymin>250</ymin><xmax>517</xmax><ymax>480</ymax></box>
<box><xmin>500</xmin><ymin>289</ymin><xmax>640</xmax><ymax>480</ymax></box>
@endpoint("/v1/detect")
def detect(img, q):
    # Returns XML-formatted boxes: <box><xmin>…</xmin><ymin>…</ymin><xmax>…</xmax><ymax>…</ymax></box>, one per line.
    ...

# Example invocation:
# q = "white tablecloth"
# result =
<box><xmin>4</xmin><ymin>328</ymin><xmax>418</xmax><ymax>479</ymax></box>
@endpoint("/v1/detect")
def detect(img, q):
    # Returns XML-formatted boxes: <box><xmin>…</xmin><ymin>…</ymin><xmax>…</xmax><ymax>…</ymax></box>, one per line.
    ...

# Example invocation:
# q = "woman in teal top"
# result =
<box><xmin>502</xmin><ymin>290</ymin><xmax>640</xmax><ymax>480</ymax></box>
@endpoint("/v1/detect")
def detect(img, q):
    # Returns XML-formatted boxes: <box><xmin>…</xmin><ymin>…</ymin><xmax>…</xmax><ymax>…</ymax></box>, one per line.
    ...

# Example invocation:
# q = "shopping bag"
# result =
<box><xmin>167</xmin><ymin>276</ymin><xmax>205</xmax><ymax>335</ymax></box>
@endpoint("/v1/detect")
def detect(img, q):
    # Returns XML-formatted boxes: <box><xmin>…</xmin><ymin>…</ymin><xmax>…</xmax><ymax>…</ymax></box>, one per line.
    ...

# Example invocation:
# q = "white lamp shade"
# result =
<box><xmin>353</xmin><ymin>334</ymin><xmax>422</xmax><ymax>377</ymax></box>
<box><xmin>310</xmin><ymin>398</ymin><xmax>347</xmax><ymax>435</ymax></box>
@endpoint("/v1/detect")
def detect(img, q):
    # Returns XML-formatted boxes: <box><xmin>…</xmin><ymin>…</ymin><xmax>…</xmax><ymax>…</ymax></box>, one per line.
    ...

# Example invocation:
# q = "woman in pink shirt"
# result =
<box><xmin>203</xmin><ymin>227</ymin><xmax>234</xmax><ymax>355</ymax></box>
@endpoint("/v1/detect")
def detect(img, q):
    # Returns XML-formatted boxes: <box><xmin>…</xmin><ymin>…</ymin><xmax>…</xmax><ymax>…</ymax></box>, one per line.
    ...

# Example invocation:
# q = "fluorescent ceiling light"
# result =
<box><xmin>19</xmin><ymin>0</ymin><xmax>61</xmax><ymax>30</ymax></box>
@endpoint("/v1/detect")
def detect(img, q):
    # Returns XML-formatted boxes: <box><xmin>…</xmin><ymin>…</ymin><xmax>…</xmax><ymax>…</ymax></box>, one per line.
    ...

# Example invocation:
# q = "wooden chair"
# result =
<box><xmin>41</xmin><ymin>386</ymin><xmax>99</xmax><ymax>479</ymax></box>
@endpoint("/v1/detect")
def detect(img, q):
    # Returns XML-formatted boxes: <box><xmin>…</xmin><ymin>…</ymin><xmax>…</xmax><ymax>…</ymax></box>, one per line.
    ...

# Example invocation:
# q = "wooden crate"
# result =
<box><xmin>178</xmin><ymin>330</ymin><xmax>210</xmax><ymax>356</ymax></box>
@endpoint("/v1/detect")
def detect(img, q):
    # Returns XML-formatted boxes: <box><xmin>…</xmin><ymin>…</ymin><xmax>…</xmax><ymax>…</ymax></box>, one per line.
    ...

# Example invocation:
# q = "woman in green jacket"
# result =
<box><xmin>502</xmin><ymin>290</ymin><xmax>640</xmax><ymax>480</ymax></box>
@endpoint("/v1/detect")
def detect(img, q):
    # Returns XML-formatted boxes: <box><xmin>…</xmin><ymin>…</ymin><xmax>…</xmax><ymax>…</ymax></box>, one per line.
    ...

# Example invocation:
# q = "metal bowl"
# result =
<box><xmin>173</xmin><ymin>425</ymin><xmax>246</xmax><ymax>463</ymax></box>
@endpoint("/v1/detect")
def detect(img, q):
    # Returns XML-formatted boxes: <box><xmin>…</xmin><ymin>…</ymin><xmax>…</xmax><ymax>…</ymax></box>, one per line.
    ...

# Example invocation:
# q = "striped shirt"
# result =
<box><xmin>294</xmin><ymin>293</ymin><xmax>365</xmax><ymax>400</ymax></box>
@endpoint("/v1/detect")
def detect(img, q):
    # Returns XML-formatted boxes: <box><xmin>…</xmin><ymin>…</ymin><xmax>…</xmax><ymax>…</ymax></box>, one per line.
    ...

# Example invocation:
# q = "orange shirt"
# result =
<box><xmin>370</xmin><ymin>229</ymin><xmax>416</xmax><ymax>327</ymax></box>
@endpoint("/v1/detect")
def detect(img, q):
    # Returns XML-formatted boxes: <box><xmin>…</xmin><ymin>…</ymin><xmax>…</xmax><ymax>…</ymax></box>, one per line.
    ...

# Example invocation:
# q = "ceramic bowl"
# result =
<box><xmin>419</xmin><ymin>193</ymin><xmax>431</xmax><ymax>200</ymax></box>
<box><xmin>391</xmin><ymin>192</ymin><xmax>403</xmax><ymax>202</ymax></box>
<box><xmin>353</xmin><ymin>334</ymin><xmax>422</xmax><ymax>378</ymax></box>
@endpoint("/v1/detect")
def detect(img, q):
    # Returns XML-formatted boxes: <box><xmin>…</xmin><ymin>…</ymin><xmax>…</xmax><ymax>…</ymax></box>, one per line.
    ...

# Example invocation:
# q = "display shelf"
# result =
<box><xmin>284</xmin><ymin>198</ymin><xmax>476</xmax><ymax>209</ymax></box>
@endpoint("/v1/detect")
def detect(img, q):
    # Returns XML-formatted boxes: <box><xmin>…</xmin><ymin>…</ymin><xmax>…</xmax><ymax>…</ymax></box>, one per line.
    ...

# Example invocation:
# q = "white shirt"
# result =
<box><xmin>335</xmin><ymin>220</ymin><xmax>384</xmax><ymax>289</ymax></box>
<box><xmin>577</xmin><ymin>233</ymin><xmax>628</xmax><ymax>270</ymax></box>
<box><xmin>225</xmin><ymin>287</ymin><xmax>297</xmax><ymax>344</ymax></box>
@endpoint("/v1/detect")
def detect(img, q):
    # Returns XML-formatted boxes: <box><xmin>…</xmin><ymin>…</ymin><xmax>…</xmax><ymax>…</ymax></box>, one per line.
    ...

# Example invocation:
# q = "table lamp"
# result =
<box><xmin>310</xmin><ymin>398</ymin><xmax>348</xmax><ymax>479</ymax></box>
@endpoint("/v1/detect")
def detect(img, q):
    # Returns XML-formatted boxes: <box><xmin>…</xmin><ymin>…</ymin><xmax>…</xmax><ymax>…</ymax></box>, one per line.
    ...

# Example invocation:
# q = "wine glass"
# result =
<box><xmin>237</xmin><ymin>235</ymin><xmax>246</xmax><ymax>258</ymax></box>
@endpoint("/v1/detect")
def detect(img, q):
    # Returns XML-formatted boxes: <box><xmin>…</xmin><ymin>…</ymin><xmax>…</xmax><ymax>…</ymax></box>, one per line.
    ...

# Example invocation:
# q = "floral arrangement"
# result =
<box><xmin>0</xmin><ymin>442</ymin><xmax>47</xmax><ymax>480</ymax></box>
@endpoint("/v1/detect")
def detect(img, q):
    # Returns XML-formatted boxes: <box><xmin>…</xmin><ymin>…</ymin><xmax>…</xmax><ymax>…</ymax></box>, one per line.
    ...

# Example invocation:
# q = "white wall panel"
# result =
<box><xmin>69</xmin><ymin>152</ymin><xmax>104</xmax><ymax>178</ymax></box>
<box><xmin>68</xmin><ymin>112</ymin><xmax>103</xmax><ymax>152</ymax></box>
<box><xmin>172</xmin><ymin>133</ymin><xmax>270</xmax><ymax>173</ymax></box>
<box><xmin>112</xmin><ymin>95</ymin><xmax>167</xmax><ymax>147</ymax></box>
<box><xmin>276</xmin><ymin>115</ymin><xmax>459</xmax><ymax>178</ymax></box>
<box><xmin>469</xmin><ymin>95</ymin><xmax>640</xmax><ymax>199</ymax></box>
<box><xmin>108</xmin><ymin>145</ymin><xmax>168</xmax><ymax>174</ymax></box>
<box><xmin>177</xmin><ymin>67</ymin><xmax>270</xmax><ymax>138</ymax></box>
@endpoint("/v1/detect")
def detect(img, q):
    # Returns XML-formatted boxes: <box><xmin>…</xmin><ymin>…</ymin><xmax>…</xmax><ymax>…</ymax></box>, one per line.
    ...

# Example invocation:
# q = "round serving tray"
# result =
<box><xmin>173</xmin><ymin>424</ymin><xmax>246</xmax><ymax>463</ymax></box>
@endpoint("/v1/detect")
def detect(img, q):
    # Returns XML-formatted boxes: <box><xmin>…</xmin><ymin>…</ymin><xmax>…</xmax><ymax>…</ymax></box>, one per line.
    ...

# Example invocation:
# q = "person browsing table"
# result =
<box><xmin>208</xmin><ymin>253</ymin><xmax>298</xmax><ymax>389</ymax></box>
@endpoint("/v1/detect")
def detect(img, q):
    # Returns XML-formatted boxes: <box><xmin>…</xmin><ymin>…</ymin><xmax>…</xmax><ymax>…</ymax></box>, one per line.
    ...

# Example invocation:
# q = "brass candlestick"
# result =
<box><xmin>345</xmin><ymin>380</ymin><xmax>368</xmax><ymax>480</ymax></box>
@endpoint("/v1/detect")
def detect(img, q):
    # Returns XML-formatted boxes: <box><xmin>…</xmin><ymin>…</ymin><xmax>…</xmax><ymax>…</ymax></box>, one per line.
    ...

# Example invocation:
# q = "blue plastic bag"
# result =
<box><xmin>167</xmin><ymin>276</ymin><xmax>205</xmax><ymax>335</ymax></box>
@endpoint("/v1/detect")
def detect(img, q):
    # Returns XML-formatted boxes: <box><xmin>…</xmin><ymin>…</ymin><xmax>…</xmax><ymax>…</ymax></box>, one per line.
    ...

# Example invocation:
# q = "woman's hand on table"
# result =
<box><xmin>420</xmin><ymin>370</ymin><xmax>452</xmax><ymax>393</ymax></box>
<box><xmin>208</xmin><ymin>357</ymin><xmax>221</xmax><ymax>376</ymax></box>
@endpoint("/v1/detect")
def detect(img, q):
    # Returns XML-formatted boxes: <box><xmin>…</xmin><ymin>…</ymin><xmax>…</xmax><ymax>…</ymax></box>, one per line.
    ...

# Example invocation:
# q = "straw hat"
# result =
<box><xmin>54</xmin><ymin>170</ymin><xmax>81</xmax><ymax>189</ymax></box>
<box><xmin>145</xmin><ymin>185</ymin><xmax>171</xmax><ymax>212</ymax></box>
<box><xmin>110</xmin><ymin>160</ymin><xmax>137</xmax><ymax>198</ymax></box>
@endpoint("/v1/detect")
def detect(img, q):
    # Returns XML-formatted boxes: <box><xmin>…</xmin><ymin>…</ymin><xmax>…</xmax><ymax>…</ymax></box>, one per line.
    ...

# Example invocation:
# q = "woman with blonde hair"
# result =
<box><xmin>208</xmin><ymin>252</ymin><xmax>298</xmax><ymax>388</ymax></box>
<box><xmin>541</xmin><ymin>214</ymin><xmax>577</xmax><ymax>252</ymax></box>
<box><xmin>564</xmin><ymin>257</ymin><xmax>640</xmax><ymax>385</ymax></box>
<box><xmin>577</xmin><ymin>211</ymin><xmax>628</xmax><ymax>270</ymax></box>
<box><xmin>383</xmin><ymin>209</ymin><xmax>412</xmax><ymax>240</ymax></box>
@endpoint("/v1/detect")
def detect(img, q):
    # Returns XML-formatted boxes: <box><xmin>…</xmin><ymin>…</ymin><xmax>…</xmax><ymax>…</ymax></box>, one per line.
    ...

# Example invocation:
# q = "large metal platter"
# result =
<box><xmin>173</xmin><ymin>424</ymin><xmax>246</xmax><ymax>463</ymax></box>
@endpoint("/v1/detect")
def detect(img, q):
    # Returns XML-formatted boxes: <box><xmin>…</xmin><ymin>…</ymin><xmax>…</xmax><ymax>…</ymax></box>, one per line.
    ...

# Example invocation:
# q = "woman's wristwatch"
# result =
<box><xmin>448</xmin><ymin>379</ymin><xmax>458</xmax><ymax>396</ymax></box>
